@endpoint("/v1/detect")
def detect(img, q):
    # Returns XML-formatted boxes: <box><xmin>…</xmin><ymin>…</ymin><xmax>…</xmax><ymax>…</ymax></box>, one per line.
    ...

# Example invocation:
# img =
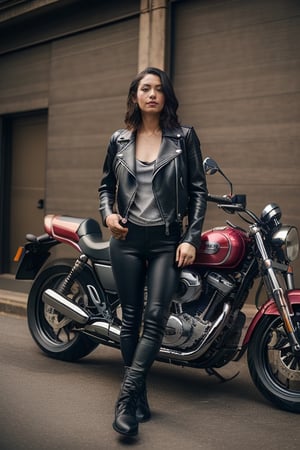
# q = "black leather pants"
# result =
<box><xmin>110</xmin><ymin>222</ymin><xmax>181</xmax><ymax>373</ymax></box>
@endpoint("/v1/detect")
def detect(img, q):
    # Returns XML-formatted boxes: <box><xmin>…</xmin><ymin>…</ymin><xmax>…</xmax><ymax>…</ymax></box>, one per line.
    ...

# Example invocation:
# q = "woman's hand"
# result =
<box><xmin>176</xmin><ymin>242</ymin><xmax>196</xmax><ymax>267</ymax></box>
<box><xmin>105</xmin><ymin>214</ymin><xmax>128</xmax><ymax>240</ymax></box>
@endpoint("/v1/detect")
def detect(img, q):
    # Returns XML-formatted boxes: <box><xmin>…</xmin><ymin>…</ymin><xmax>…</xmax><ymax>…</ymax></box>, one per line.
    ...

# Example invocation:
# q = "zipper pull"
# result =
<box><xmin>165</xmin><ymin>222</ymin><xmax>170</xmax><ymax>236</ymax></box>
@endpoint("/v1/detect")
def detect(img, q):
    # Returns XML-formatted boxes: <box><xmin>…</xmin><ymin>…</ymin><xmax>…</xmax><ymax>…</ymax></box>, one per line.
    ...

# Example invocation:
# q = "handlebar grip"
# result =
<box><xmin>207</xmin><ymin>194</ymin><xmax>247</xmax><ymax>215</ymax></box>
<box><xmin>207</xmin><ymin>194</ymin><xmax>233</xmax><ymax>205</ymax></box>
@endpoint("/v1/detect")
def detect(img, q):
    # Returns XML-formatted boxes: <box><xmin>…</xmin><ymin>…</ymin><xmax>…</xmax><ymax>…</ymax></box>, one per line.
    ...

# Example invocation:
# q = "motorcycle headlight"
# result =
<box><xmin>272</xmin><ymin>226</ymin><xmax>299</xmax><ymax>262</ymax></box>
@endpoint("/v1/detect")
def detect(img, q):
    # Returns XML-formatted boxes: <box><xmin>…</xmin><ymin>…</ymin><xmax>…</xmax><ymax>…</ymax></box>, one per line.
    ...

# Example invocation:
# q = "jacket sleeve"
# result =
<box><xmin>98</xmin><ymin>131</ymin><xmax>119</xmax><ymax>226</ymax></box>
<box><xmin>181</xmin><ymin>127</ymin><xmax>207</xmax><ymax>249</ymax></box>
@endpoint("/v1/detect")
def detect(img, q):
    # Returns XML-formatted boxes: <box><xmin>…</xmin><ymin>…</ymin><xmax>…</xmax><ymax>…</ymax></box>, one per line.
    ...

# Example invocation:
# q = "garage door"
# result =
<box><xmin>172</xmin><ymin>0</ymin><xmax>300</xmax><ymax>284</ymax></box>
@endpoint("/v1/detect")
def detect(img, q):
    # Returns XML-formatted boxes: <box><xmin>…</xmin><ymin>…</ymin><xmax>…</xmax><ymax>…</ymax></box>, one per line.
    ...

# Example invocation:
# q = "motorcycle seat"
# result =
<box><xmin>44</xmin><ymin>215</ymin><xmax>110</xmax><ymax>261</ymax></box>
<box><xmin>79</xmin><ymin>233</ymin><xmax>110</xmax><ymax>261</ymax></box>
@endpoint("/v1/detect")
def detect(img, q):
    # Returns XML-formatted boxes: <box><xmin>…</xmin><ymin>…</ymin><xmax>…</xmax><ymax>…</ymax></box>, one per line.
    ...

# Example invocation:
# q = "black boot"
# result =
<box><xmin>123</xmin><ymin>367</ymin><xmax>151</xmax><ymax>422</ymax></box>
<box><xmin>113</xmin><ymin>368</ymin><xmax>144</xmax><ymax>437</ymax></box>
<box><xmin>136</xmin><ymin>385</ymin><xmax>151</xmax><ymax>422</ymax></box>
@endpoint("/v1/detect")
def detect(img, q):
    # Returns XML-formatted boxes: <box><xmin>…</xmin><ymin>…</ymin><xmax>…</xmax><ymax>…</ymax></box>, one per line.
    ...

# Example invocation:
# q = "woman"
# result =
<box><xmin>99</xmin><ymin>67</ymin><xmax>207</xmax><ymax>437</ymax></box>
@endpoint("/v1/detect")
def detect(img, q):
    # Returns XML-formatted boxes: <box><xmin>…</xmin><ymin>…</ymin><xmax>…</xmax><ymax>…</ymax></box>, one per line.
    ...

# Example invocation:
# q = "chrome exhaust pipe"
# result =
<box><xmin>42</xmin><ymin>289</ymin><xmax>121</xmax><ymax>343</ymax></box>
<box><xmin>42</xmin><ymin>289</ymin><xmax>89</xmax><ymax>325</ymax></box>
<box><xmin>85</xmin><ymin>321</ymin><xmax>121</xmax><ymax>343</ymax></box>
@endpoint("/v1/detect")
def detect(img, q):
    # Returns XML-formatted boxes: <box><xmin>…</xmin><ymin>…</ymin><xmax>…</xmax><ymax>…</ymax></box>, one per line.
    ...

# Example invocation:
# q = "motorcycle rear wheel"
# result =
<box><xmin>27</xmin><ymin>264</ymin><xmax>99</xmax><ymax>362</ymax></box>
<box><xmin>247</xmin><ymin>306</ymin><xmax>300</xmax><ymax>413</ymax></box>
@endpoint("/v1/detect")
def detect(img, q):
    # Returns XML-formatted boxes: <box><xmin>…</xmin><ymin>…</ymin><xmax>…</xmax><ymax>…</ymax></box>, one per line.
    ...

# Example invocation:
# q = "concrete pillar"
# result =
<box><xmin>138</xmin><ymin>0</ymin><xmax>167</xmax><ymax>71</ymax></box>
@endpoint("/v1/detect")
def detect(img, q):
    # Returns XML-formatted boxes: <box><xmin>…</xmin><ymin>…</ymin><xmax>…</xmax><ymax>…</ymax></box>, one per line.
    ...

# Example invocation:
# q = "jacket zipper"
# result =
<box><xmin>117</xmin><ymin>158</ymin><xmax>137</xmax><ymax>220</ymax></box>
<box><xmin>174</xmin><ymin>156</ymin><xmax>183</xmax><ymax>226</ymax></box>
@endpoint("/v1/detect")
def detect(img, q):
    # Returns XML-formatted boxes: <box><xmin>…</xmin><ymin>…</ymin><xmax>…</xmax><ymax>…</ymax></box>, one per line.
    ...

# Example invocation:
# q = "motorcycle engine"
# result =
<box><xmin>162</xmin><ymin>270</ymin><xmax>235</xmax><ymax>350</ymax></box>
<box><xmin>172</xmin><ymin>269</ymin><xmax>203</xmax><ymax>303</ymax></box>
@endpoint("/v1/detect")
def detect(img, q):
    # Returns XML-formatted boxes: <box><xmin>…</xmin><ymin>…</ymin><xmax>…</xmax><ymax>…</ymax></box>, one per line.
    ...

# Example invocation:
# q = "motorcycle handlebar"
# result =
<box><xmin>207</xmin><ymin>194</ymin><xmax>233</xmax><ymax>204</ymax></box>
<box><xmin>207</xmin><ymin>194</ymin><xmax>247</xmax><ymax>209</ymax></box>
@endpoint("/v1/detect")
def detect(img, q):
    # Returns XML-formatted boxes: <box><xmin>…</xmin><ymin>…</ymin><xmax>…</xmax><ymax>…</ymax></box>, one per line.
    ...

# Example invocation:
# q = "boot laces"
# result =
<box><xmin>116</xmin><ymin>378</ymin><xmax>141</xmax><ymax>415</ymax></box>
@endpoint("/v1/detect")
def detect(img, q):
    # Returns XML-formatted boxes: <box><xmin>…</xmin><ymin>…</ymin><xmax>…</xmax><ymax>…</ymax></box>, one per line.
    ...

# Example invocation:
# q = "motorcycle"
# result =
<box><xmin>14</xmin><ymin>157</ymin><xmax>300</xmax><ymax>413</ymax></box>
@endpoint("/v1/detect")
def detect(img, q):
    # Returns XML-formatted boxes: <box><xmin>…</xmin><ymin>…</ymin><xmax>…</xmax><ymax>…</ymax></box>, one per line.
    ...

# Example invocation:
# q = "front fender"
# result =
<box><xmin>243</xmin><ymin>290</ymin><xmax>300</xmax><ymax>346</ymax></box>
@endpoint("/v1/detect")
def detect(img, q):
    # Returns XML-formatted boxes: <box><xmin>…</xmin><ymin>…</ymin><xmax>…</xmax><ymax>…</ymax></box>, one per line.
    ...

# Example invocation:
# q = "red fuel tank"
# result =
<box><xmin>195</xmin><ymin>226</ymin><xmax>249</xmax><ymax>269</ymax></box>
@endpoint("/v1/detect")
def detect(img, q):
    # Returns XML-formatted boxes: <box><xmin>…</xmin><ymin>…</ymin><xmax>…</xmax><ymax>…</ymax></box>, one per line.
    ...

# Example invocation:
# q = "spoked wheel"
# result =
<box><xmin>247</xmin><ymin>306</ymin><xmax>300</xmax><ymax>413</ymax></box>
<box><xmin>27</xmin><ymin>264</ymin><xmax>99</xmax><ymax>361</ymax></box>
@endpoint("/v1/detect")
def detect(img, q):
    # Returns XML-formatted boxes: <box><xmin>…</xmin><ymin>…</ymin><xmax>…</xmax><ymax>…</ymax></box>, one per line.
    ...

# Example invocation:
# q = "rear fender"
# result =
<box><xmin>15</xmin><ymin>238</ymin><xmax>58</xmax><ymax>280</ymax></box>
<box><xmin>243</xmin><ymin>290</ymin><xmax>300</xmax><ymax>346</ymax></box>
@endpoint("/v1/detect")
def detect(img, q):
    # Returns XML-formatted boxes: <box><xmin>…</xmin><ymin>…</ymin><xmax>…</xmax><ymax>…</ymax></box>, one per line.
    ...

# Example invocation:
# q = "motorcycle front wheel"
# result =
<box><xmin>27</xmin><ymin>264</ymin><xmax>99</xmax><ymax>362</ymax></box>
<box><xmin>247</xmin><ymin>305</ymin><xmax>300</xmax><ymax>413</ymax></box>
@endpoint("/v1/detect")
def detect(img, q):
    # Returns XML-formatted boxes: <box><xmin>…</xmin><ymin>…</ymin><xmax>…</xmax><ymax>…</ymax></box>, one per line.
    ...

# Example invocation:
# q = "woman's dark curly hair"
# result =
<box><xmin>125</xmin><ymin>67</ymin><xmax>180</xmax><ymax>131</ymax></box>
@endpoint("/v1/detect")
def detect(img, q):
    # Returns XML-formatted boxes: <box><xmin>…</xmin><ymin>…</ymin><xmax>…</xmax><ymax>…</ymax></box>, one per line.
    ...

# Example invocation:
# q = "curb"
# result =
<box><xmin>0</xmin><ymin>290</ymin><xmax>28</xmax><ymax>317</ymax></box>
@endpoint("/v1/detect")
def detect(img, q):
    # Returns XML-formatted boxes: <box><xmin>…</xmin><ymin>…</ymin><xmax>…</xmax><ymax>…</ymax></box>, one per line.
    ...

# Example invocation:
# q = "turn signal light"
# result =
<box><xmin>14</xmin><ymin>246</ymin><xmax>24</xmax><ymax>262</ymax></box>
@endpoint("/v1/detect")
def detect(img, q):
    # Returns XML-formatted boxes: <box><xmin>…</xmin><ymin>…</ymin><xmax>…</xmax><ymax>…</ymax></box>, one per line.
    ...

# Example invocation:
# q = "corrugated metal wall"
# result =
<box><xmin>0</xmin><ymin>1</ymin><xmax>139</xmax><ymax>267</ymax></box>
<box><xmin>46</xmin><ymin>18</ymin><xmax>139</xmax><ymax>219</ymax></box>
<box><xmin>172</xmin><ymin>0</ymin><xmax>300</xmax><ymax>285</ymax></box>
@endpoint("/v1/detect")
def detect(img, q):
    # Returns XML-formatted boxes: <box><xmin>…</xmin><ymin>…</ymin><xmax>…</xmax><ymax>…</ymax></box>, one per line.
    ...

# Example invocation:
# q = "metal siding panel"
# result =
<box><xmin>172</xmin><ymin>0</ymin><xmax>300</xmax><ymax>285</ymax></box>
<box><xmin>0</xmin><ymin>45</ymin><xmax>50</xmax><ymax>113</ymax></box>
<box><xmin>46</xmin><ymin>18</ymin><xmax>139</xmax><ymax>225</ymax></box>
<box><xmin>0</xmin><ymin>0</ymin><xmax>140</xmax><ymax>54</ymax></box>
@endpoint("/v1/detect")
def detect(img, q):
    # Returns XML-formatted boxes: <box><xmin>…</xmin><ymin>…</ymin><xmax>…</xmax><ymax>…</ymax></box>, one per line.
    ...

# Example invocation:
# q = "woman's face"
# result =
<box><xmin>135</xmin><ymin>74</ymin><xmax>165</xmax><ymax>116</ymax></box>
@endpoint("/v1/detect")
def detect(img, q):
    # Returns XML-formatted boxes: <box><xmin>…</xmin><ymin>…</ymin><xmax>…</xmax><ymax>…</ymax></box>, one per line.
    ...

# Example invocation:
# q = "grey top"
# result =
<box><xmin>128</xmin><ymin>159</ymin><xmax>164</xmax><ymax>226</ymax></box>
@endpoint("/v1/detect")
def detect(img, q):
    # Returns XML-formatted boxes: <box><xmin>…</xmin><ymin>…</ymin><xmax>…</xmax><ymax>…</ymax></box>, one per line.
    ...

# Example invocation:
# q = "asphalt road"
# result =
<box><xmin>1</xmin><ymin>313</ymin><xmax>299</xmax><ymax>450</ymax></box>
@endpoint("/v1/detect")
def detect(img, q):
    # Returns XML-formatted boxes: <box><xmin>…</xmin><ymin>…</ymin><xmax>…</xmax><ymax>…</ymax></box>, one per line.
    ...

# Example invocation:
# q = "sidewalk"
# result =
<box><xmin>0</xmin><ymin>275</ymin><xmax>31</xmax><ymax>317</ymax></box>
<box><xmin>0</xmin><ymin>289</ymin><xmax>28</xmax><ymax>316</ymax></box>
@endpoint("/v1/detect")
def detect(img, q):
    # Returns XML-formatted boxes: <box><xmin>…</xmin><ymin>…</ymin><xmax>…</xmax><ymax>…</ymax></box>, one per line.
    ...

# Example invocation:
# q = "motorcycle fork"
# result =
<box><xmin>253</xmin><ymin>226</ymin><xmax>300</xmax><ymax>354</ymax></box>
<box><xmin>286</xmin><ymin>264</ymin><xmax>296</xmax><ymax>290</ymax></box>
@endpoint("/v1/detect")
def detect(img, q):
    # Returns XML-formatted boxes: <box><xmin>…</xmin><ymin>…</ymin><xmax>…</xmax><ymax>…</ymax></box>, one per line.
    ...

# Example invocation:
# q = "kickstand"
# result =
<box><xmin>205</xmin><ymin>367</ymin><xmax>240</xmax><ymax>383</ymax></box>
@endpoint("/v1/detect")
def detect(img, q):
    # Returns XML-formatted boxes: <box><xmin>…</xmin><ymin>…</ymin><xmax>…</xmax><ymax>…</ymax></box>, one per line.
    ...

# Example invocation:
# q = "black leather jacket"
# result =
<box><xmin>98</xmin><ymin>126</ymin><xmax>207</xmax><ymax>248</ymax></box>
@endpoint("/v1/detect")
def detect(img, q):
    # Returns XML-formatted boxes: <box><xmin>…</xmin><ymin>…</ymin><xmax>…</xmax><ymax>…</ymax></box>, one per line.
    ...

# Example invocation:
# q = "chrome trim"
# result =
<box><xmin>85</xmin><ymin>321</ymin><xmax>121</xmax><ymax>343</ymax></box>
<box><xmin>158</xmin><ymin>302</ymin><xmax>231</xmax><ymax>361</ymax></box>
<box><xmin>42</xmin><ymin>289</ymin><xmax>89</xmax><ymax>325</ymax></box>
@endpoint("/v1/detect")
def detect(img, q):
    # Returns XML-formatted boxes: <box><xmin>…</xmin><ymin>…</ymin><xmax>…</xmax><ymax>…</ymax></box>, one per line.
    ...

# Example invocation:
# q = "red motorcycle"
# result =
<box><xmin>15</xmin><ymin>157</ymin><xmax>300</xmax><ymax>413</ymax></box>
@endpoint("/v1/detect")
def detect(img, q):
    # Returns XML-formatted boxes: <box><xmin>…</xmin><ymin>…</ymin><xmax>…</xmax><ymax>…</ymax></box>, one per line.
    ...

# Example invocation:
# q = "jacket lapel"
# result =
<box><xmin>115</xmin><ymin>127</ymin><xmax>184</xmax><ymax>175</ymax></box>
<box><xmin>155</xmin><ymin>127</ymin><xmax>184</xmax><ymax>171</ymax></box>
<box><xmin>116</xmin><ymin>129</ymin><xmax>136</xmax><ymax>175</ymax></box>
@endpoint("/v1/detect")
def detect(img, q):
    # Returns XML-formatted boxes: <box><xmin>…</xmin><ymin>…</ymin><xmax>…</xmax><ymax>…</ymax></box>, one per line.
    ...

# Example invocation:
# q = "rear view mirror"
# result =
<box><xmin>203</xmin><ymin>157</ymin><xmax>233</xmax><ymax>196</ymax></box>
<box><xmin>203</xmin><ymin>157</ymin><xmax>219</xmax><ymax>175</ymax></box>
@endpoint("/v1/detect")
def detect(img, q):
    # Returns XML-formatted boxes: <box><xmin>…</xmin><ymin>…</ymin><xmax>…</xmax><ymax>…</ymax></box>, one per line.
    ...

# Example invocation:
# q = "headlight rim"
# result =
<box><xmin>272</xmin><ymin>225</ymin><xmax>299</xmax><ymax>262</ymax></box>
